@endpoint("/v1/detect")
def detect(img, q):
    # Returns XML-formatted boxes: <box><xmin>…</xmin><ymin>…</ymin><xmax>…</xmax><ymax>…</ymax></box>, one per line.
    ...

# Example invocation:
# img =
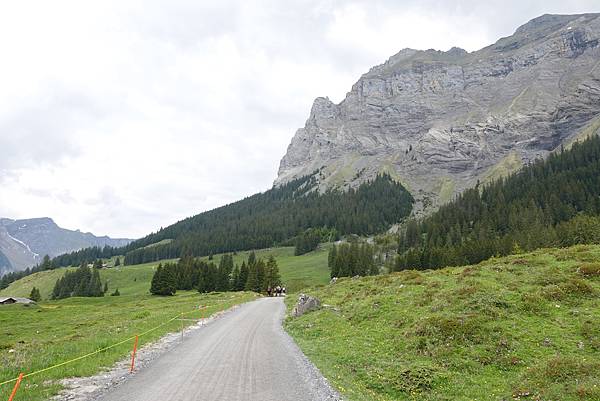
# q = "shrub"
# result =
<box><xmin>578</xmin><ymin>263</ymin><xmax>600</xmax><ymax>277</ymax></box>
<box><xmin>581</xmin><ymin>320</ymin><xmax>600</xmax><ymax>350</ymax></box>
<box><xmin>410</xmin><ymin>315</ymin><xmax>487</xmax><ymax>345</ymax></box>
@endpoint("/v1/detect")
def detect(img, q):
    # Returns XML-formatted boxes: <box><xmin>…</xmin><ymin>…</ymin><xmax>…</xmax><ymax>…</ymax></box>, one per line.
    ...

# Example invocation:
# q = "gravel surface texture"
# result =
<box><xmin>55</xmin><ymin>297</ymin><xmax>341</xmax><ymax>401</ymax></box>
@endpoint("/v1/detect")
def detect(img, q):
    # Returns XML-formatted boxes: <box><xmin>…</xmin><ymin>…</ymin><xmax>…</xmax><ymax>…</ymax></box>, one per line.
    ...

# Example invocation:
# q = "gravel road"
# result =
<box><xmin>96</xmin><ymin>297</ymin><xmax>341</xmax><ymax>401</ymax></box>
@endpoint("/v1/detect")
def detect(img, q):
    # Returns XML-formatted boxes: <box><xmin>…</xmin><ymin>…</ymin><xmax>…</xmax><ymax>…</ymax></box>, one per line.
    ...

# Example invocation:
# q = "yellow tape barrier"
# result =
<box><xmin>0</xmin><ymin>300</ymin><xmax>231</xmax><ymax>388</ymax></box>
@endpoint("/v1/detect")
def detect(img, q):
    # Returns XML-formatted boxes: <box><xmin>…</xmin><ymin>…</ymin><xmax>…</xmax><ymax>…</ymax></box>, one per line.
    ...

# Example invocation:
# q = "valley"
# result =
<box><xmin>0</xmin><ymin>246</ymin><xmax>330</xmax><ymax>401</ymax></box>
<box><xmin>1</xmin><ymin>10</ymin><xmax>600</xmax><ymax>401</ymax></box>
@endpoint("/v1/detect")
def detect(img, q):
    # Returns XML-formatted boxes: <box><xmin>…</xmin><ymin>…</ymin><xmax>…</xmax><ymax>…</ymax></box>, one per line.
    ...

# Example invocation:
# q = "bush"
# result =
<box><xmin>578</xmin><ymin>262</ymin><xmax>600</xmax><ymax>277</ymax></box>
<box><xmin>29</xmin><ymin>287</ymin><xmax>41</xmax><ymax>302</ymax></box>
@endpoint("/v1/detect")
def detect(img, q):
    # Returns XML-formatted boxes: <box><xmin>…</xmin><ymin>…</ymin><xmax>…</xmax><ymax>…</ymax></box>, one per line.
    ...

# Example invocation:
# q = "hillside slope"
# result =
<box><xmin>53</xmin><ymin>175</ymin><xmax>411</xmax><ymax>267</ymax></box>
<box><xmin>276</xmin><ymin>13</ymin><xmax>600</xmax><ymax>214</ymax></box>
<box><xmin>1</xmin><ymin>246</ymin><xmax>330</xmax><ymax>299</ymax></box>
<box><xmin>286</xmin><ymin>245</ymin><xmax>600</xmax><ymax>401</ymax></box>
<box><xmin>395</xmin><ymin>134</ymin><xmax>600</xmax><ymax>270</ymax></box>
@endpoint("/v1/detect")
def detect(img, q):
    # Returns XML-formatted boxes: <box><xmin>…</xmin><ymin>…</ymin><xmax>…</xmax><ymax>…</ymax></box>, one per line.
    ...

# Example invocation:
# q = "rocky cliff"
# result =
<box><xmin>276</xmin><ymin>13</ymin><xmax>600</xmax><ymax>214</ymax></box>
<box><xmin>0</xmin><ymin>217</ymin><xmax>133</xmax><ymax>274</ymax></box>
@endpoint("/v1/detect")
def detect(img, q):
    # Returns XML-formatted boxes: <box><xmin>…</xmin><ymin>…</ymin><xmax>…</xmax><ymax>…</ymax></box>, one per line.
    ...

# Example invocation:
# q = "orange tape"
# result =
<box><xmin>7</xmin><ymin>373</ymin><xmax>23</xmax><ymax>401</ymax></box>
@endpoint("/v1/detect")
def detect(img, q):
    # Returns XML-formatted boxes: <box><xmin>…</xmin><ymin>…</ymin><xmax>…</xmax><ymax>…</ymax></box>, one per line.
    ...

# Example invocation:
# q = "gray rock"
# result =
<box><xmin>292</xmin><ymin>294</ymin><xmax>321</xmax><ymax>317</ymax></box>
<box><xmin>275</xmin><ymin>13</ymin><xmax>600</xmax><ymax>216</ymax></box>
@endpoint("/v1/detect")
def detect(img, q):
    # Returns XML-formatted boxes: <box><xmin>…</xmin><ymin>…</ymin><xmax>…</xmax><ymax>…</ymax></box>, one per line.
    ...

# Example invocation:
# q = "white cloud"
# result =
<box><xmin>0</xmin><ymin>0</ymin><xmax>597</xmax><ymax>238</ymax></box>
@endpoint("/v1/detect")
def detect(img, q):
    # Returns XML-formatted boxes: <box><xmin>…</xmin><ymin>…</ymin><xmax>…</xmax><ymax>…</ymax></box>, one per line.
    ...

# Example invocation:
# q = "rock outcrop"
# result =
<box><xmin>276</xmin><ymin>13</ymin><xmax>600</xmax><ymax>214</ymax></box>
<box><xmin>292</xmin><ymin>294</ymin><xmax>321</xmax><ymax>317</ymax></box>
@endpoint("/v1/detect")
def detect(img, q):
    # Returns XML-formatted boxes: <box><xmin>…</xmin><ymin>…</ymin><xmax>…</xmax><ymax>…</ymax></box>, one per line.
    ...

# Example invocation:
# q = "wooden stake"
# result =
<box><xmin>7</xmin><ymin>373</ymin><xmax>23</xmax><ymax>401</ymax></box>
<box><xmin>181</xmin><ymin>312</ymin><xmax>184</xmax><ymax>341</ymax></box>
<box><xmin>130</xmin><ymin>335</ymin><xmax>138</xmax><ymax>373</ymax></box>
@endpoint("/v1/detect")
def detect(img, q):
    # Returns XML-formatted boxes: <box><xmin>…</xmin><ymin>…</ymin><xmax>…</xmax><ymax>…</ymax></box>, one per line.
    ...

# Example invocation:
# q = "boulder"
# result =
<box><xmin>292</xmin><ymin>294</ymin><xmax>321</xmax><ymax>317</ymax></box>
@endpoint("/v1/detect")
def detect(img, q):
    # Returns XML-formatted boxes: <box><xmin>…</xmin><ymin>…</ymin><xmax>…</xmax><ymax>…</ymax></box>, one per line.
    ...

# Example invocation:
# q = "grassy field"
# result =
<box><xmin>0</xmin><ymin>243</ymin><xmax>329</xmax><ymax>400</ymax></box>
<box><xmin>285</xmin><ymin>245</ymin><xmax>600</xmax><ymax>401</ymax></box>
<box><xmin>0</xmin><ymin>245</ymin><xmax>329</xmax><ymax>400</ymax></box>
<box><xmin>0</xmin><ymin>260</ymin><xmax>177</xmax><ymax>301</ymax></box>
<box><xmin>1</xmin><ymin>245</ymin><xmax>330</xmax><ymax>301</ymax></box>
<box><xmin>0</xmin><ymin>291</ymin><xmax>257</xmax><ymax>401</ymax></box>
<box><xmin>200</xmin><ymin>245</ymin><xmax>331</xmax><ymax>292</ymax></box>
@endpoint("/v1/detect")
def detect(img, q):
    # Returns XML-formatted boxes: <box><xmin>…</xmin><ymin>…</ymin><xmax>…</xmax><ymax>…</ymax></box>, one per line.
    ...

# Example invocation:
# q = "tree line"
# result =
<box><xmin>150</xmin><ymin>252</ymin><xmax>281</xmax><ymax>296</ymax></box>
<box><xmin>294</xmin><ymin>227</ymin><xmax>338</xmax><ymax>256</ymax></box>
<box><xmin>51</xmin><ymin>263</ymin><xmax>107</xmax><ymax>299</ymax></box>
<box><xmin>0</xmin><ymin>255</ymin><xmax>54</xmax><ymax>290</ymax></box>
<box><xmin>329</xmin><ymin>242</ymin><xmax>378</xmax><ymax>278</ymax></box>
<box><xmin>394</xmin><ymin>135</ymin><xmax>600</xmax><ymax>271</ymax></box>
<box><xmin>123</xmin><ymin>174</ymin><xmax>413</xmax><ymax>264</ymax></box>
<box><xmin>3</xmin><ymin>174</ymin><xmax>412</xmax><ymax>289</ymax></box>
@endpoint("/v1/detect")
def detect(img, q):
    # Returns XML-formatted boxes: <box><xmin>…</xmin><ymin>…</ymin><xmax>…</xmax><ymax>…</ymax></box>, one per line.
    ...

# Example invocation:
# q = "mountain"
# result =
<box><xmin>276</xmin><ymin>13</ymin><xmax>600</xmax><ymax>215</ymax></box>
<box><xmin>0</xmin><ymin>217</ymin><xmax>133</xmax><ymax>274</ymax></box>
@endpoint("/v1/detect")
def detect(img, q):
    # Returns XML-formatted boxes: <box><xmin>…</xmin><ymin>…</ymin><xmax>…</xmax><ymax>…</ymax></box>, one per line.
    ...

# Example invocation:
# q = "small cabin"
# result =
<box><xmin>0</xmin><ymin>297</ymin><xmax>35</xmax><ymax>305</ymax></box>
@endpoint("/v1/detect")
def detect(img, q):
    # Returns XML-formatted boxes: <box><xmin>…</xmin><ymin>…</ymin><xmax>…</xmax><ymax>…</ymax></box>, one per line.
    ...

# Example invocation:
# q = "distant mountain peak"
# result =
<box><xmin>0</xmin><ymin>217</ymin><xmax>133</xmax><ymax>275</ymax></box>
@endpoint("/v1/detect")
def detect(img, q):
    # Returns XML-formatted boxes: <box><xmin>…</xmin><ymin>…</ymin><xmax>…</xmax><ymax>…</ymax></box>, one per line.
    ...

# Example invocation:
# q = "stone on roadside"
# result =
<box><xmin>292</xmin><ymin>294</ymin><xmax>321</xmax><ymax>317</ymax></box>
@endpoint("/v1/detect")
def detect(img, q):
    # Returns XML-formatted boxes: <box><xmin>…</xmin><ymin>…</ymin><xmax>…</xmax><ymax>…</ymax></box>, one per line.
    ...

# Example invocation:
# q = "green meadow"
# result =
<box><xmin>0</xmin><ymin>291</ymin><xmax>257</xmax><ymax>401</ymax></box>
<box><xmin>1</xmin><ymin>245</ymin><xmax>330</xmax><ymax>300</ymax></box>
<box><xmin>285</xmin><ymin>245</ymin><xmax>600</xmax><ymax>401</ymax></box>
<box><xmin>0</xmin><ymin>245</ymin><xmax>330</xmax><ymax>400</ymax></box>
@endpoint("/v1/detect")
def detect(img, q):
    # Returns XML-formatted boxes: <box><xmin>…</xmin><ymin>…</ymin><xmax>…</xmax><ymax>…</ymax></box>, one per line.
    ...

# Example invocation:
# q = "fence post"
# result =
<box><xmin>181</xmin><ymin>312</ymin><xmax>184</xmax><ymax>341</ymax></box>
<box><xmin>130</xmin><ymin>335</ymin><xmax>139</xmax><ymax>373</ymax></box>
<box><xmin>7</xmin><ymin>373</ymin><xmax>23</xmax><ymax>401</ymax></box>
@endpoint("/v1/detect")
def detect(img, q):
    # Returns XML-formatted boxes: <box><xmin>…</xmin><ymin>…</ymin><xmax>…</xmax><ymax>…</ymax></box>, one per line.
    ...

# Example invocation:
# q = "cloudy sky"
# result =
<box><xmin>0</xmin><ymin>0</ymin><xmax>597</xmax><ymax>238</ymax></box>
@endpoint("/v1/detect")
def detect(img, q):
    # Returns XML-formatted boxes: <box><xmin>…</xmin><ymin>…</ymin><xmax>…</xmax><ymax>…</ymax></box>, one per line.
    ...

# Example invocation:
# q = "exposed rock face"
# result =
<box><xmin>0</xmin><ymin>217</ymin><xmax>133</xmax><ymax>275</ymax></box>
<box><xmin>276</xmin><ymin>14</ymin><xmax>600</xmax><ymax>214</ymax></box>
<box><xmin>292</xmin><ymin>294</ymin><xmax>321</xmax><ymax>317</ymax></box>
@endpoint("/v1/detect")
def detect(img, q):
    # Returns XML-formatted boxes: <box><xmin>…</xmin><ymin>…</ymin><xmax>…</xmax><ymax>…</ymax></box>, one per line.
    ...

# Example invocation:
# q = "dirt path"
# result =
<box><xmin>94</xmin><ymin>297</ymin><xmax>340</xmax><ymax>401</ymax></box>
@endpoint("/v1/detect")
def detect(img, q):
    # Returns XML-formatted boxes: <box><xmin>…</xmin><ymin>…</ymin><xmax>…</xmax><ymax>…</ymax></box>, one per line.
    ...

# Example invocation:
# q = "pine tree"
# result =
<box><xmin>29</xmin><ymin>287</ymin><xmax>41</xmax><ymax>302</ymax></box>
<box><xmin>52</xmin><ymin>279</ymin><xmax>62</xmax><ymax>300</ymax></box>
<box><xmin>103</xmin><ymin>281</ymin><xmax>109</xmax><ymax>294</ymax></box>
<box><xmin>114</xmin><ymin>257</ymin><xmax>121</xmax><ymax>267</ymax></box>
<box><xmin>150</xmin><ymin>264</ymin><xmax>163</xmax><ymax>295</ymax></box>
<box><xmin>238</xmin><ymin>262</ymin><xmax>249</xmax><ymax>291</ymax></box>
<box><xmin>264</xmin><ymin>256</ymin><xmax>281</xmax><ymax>288</ymax></box>
<box><xmin>231</xmin><ymin>264</ymin><xmax>240</xmax><ymax>291</ymax></box>
<box><xmin>245</xmin><ymin>262</ymin><xmax>259</xmax><ymax>292</ymax></box>
<box><xmin>41</xmin><ymin>255</ymin><xmax>52</xmax><ymax>270</ymax></box>
<box><xmin>88</xmin><ymin>269</ymin><xmax>104</xmax><ymax>297</ymax></box>
<box><xmin>216</xmin><ymin>254</ymin><xmax>233</xmax><ymax>291</ymax></box>
<box><xmin>247</xmin><ymin>252</ymin><xmax>256</xmax><ymax>267</ymax></box>
<box><xmin>256</xmin><ymin>259</ymin><xmax>266</xmax><ymax>292</ymax></box>
<box><xmin>111</xmin><ymin>288</ymin><xmax>120</xmax><ymax>296</ymax></box>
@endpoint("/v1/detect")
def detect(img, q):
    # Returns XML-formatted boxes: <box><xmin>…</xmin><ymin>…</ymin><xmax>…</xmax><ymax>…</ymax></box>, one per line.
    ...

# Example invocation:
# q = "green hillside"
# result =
<box><xmin>0</xmin><ymin>244</ymin><xmax>331</xmax><ymax>401</ymax></box>
<box><xmin>47</xmin><ymin>174</ymin><xmax>412</xmax><ymax>268</ymax></box>
<box><xmin>396</xmin><ymin>134</ymin><xmax>600</xmax><ymax>271</ymax></box>
<box><xmin>200</xmin><ymin>246</ymin><xmax>331</xmax><ymax>292</ymax></box>
<box><xmin>286</xmin><ymin>245</ymin><xmax>600</xmax><ymax>401</ymax></box>
<box><xmin>1</xmin><ymin>246</ymin><xmax>330</xmax><ymax>300</ymax></box>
